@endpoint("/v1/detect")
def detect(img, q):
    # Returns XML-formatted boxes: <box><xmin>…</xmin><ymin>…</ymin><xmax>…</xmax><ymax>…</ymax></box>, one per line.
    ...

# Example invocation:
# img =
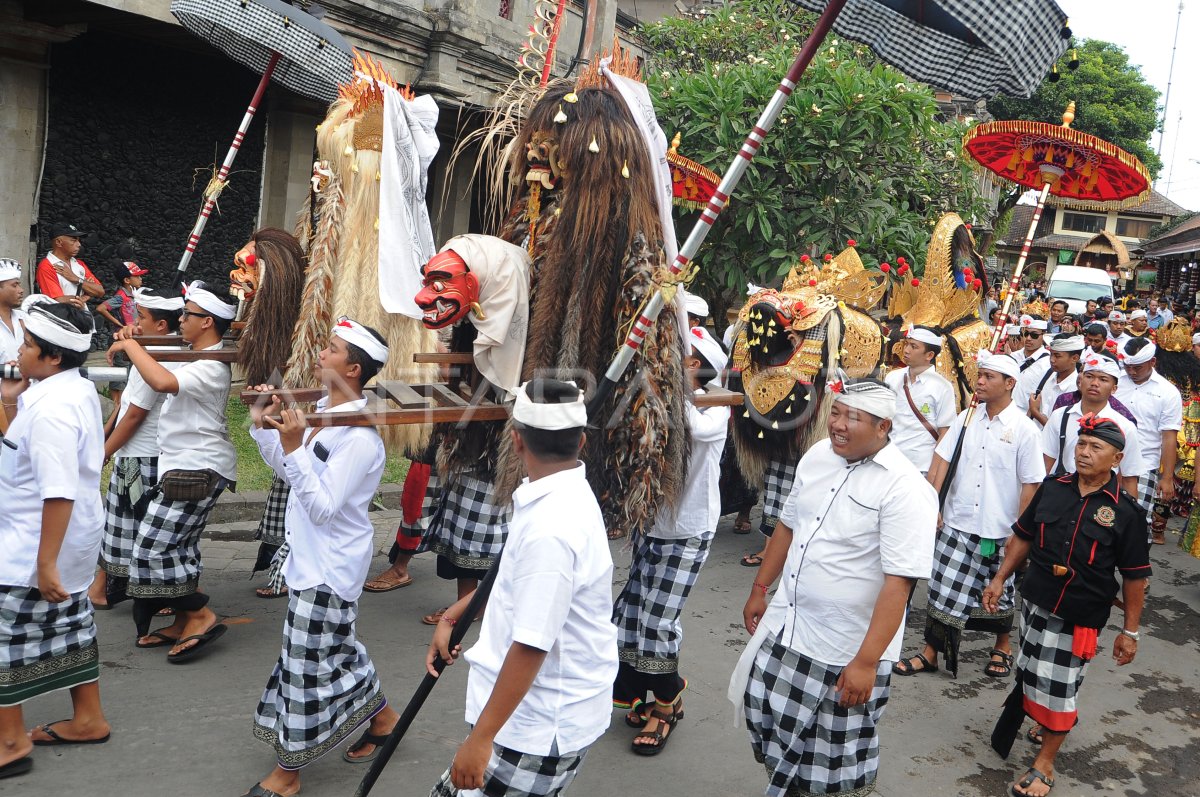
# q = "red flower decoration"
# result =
<box><xmin>1104</xmin><ymin>340</ymin><xmax>1117</xmax><ymax>351</ymax></box>
<box><xmin>828</xmin><ymin>379</ymin><xmax>845</xmax><ymax>394</ymax></box>
<box><xmin>911</xmin><ymin>278</ymin><xmax>920</xmax><ymax>287</ymax></box>
<box><xmin>1021</xmin><ymin>317</ymin><xmax>1031</xmax><ymax>326</ymax></box>
<box><xmin>972</xmin><ymin>279</ymin><xmax>982</xmax><ymax>290</ymax></box>
<box><xmin>964</xmin><ymin>268</ymin><xmax>975</xmax><ymax>281</ymax></box>
<box><xmin>965</xmin><ymin>223</ymin><xmax>972</xmax><ymax>230</ymax></box>
<box><xmin>898</xmin><ymin>263</ymin><xmax>909</xmax><ymax>275</ymax></box>
<box><xmin>823</xmin><ymin>253</ymin><xmax>833</xmax><ymax>262</ymax></box>
<box><xmin>800</xmin><ymin>254</ymin><xmax>811</xmax><ymax>263</ymax></box>
<box><xmin>846</xmin><ymin>238</ymin><xmax>857</xmax><ymax>247</ymax></box>
<box><xmin>808</xmin><ymin>279</ymin><xmax>818</xmax><ymax>287</ymax></box>
<box><xmin>880</xmin><ymin>263</ymin><xmax>891</xmax><ymax>273</ymax></box>
<box><xmin>897</xmin><ymin>256</ymin><xmax>907</xmax><ymax>265</ymax></box>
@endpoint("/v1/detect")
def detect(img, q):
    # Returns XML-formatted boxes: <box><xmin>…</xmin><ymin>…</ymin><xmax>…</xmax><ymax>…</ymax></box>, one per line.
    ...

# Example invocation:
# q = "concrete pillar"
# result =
<box><xmin>258</xmin><ymin>101</ymin><xmax>323</xmax><ymax>233</ymax></box>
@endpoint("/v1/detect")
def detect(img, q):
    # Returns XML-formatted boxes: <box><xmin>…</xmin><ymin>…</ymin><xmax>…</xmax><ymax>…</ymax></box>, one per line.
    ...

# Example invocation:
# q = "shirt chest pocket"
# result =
<box><xmin>1079</xmin><ymin>520</ymin><xmax>1115</xmax><ymax>566</ymax></box>
<box><xmin>1032</xmin><ymin>502</ymin><xmax>1070</xmax><ymax>549</ymax></box>
<box><xmin>843</xmin><ymin>490</ymin><xmax>881</xmax><ymax>532</ymax></box>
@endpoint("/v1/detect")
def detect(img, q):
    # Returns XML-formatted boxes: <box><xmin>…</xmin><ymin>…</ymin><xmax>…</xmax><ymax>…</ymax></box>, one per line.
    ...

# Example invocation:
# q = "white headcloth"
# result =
<box><xmin>828</xmin><ymin>375</ymin><xmax>896</xmax><ymax>420</ymax></box>
<box><xmin>906</xmin><ymin>326</ymin><xmax>942</xmax><ymax>348</ymax></box>
<box><xmin>682</xmin><ymin>289</ymin><xmax>709</xmax><ymax>318</ymax></box>
<box><xmin>976</xmin><ymin>350</ymin><xmax>1020</xmax><ymax>379</ymax></box>
<box><xmin>332</xmin><ymin>317</ymin><xmax>389</xmax><ymax>366</ymax></box>
<box><xmin>1128</xmin><ymin>309</ymin><xmax>1148</xmax><ymax>321</ymax></box>
<box><xmin>184</xmin><ymin>281</ymin><xmax>237</xmax><ymax>320</ymax></box>
<box><xmin>1019</xmin><ymin>314</ymin><xmax>1048</xmax><ymax>331</ymax></box>
<box><xmin>1082</xmin><ymin>354</ymin><xmax>1121</xmax><ymax>380</ymax></box>
<box><xmin>513</xmin><ymin>380</ymin><xmax>587</xmax><ymax>430</ymax></box>
<box><xmin>23</xmin><ymin>306</ymin><xmax>92</xmax><ymax>352</ymax></box>
<box><xmin>689</xmin><ymin>326</ymin><xmax>727</xmax><ymax>389</ymax></box>
<box><xmin>1049</xmin><ymin>335</ymin><xmax>1085</xmax><ymax>352</ymax></box>
<box><xmin>1121</xmin><ymin>341</ymin><xmax>1156</xmax><ymax>366</ymax></box>
<box><xmin>0</xmin><ymin>259</ymin><xmax>20</xmax><ymax>282</ymax></box>
<box><xmin>134</xmin><ymin>288</ymin><xmax>184</xmax><ymax>312</ymax></box>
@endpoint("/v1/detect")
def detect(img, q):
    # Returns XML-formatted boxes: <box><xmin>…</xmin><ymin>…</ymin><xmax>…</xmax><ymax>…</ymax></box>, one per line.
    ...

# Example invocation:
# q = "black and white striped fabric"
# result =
<box><xmin>1016</xmin><ymin>602</ymin><xmax>1088</xmax><ymax>733</ymax></box>
<box><xmin>760</xmin><ymin>458</ymin><xmax>798</xmax><ymax>536</ymax></box>
<box><xmin>170</xmin><ymin>0</ymin><xmax>353</xmax><ymax>103</ymax></box>
<box><xmin>101</xmin><ymin>455</ymin><xmax>159</xmax><ymax>578</ymax></box>
<box><xmin>127</xmin><ymin>483</ymin><xmax>225</xmax><ymax>600</ymax></box>
<box><xmin>613</xmin><ymin>532</ymin><xmax>714</xmax><ymax>672</ymax></box>
<box><xmin>744</xmin><ymin>632</ymin><xmax>891</xmax><ymax>797</ymax></box>
<box><xmin>253</xmin><ymin>584</ymin><xmax>384</xmax><ymax>770</ymax></box>
<box><xmin>419</xmin><ymin>474</ymin><xmax>511</xmax><ymax>571</ymax></box>
<box><xmin>792</xmin><ymin>0</ymin><xmax>1069</xmax><ymax>99</ymax></box>
<box><xmin>256</xmin><ymin>475</ymin><xmax>290</xmax><ymax>549</ymax></box>
<box><xmin>429</xmin><ymin>742</ymin><xmax>588</xmax><ymax>797</ymax></box>
<box><xmin>927</xmin><ymin>525</ymin><xmax>1014</xmax><ymax>630</ymax></box>
<box><xmin>0</xmin><ymin>587</ymin><xmax>99</xmax><ymax>707</ymax></box>
<box><xmin>1135</xmin><ymin>470</ymin><xmax>1160</xmax><ymax>526</ymax></box>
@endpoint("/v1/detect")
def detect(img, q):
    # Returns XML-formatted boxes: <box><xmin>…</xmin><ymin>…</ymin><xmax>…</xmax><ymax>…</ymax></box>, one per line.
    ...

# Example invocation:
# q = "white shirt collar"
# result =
<box><xmin>514</xmin><ymin>462</ymin><xmax>588</xmax><ymax>508</ymax></box>
<box><xmin>19</xmin><ymin>368</ymin><xmax>82</xmax><ymax>410</ymax></box>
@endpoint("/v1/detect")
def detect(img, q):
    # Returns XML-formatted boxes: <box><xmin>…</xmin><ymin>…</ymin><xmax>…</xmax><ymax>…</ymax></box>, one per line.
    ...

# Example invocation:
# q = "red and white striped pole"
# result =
<box><xmin>597</xmin><ymin>0</ymin><xmax>847</xmax><ymax>391</ymax></box>
<box><xmin>988</xmin><ymin>182</ymin><xmax>1052</xmax><ymax>354</ymax></box>
<box><xmin>176</xmin><ymin>51</ymin><xmax>281</xmax><ymax>273</ymax></box>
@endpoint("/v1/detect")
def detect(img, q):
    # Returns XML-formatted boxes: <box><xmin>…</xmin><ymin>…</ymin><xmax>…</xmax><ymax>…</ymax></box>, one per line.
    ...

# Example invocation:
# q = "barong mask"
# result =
<box><xmin>415</xmin><ymin>250</ymin><xmax>481</xmax><ymax>329</ymax></box>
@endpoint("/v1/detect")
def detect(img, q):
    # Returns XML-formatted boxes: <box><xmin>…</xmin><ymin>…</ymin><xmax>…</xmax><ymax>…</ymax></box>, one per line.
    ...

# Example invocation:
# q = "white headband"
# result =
<box><xmin>512</xmin><ymin>381</ymin><xmax>587</xmax><ymax>430</ymax></box>
<box><xmin>1082</xmin><ymin>354</ymin><xmax>1121</xmax><ymax>380</ymax></box>
<box><xmin>682</xmin><ymin>290</ymin><xmax>709</xmax><ymax>318</ymax></box>
<box><xmin>1192</xmin><ymin>333</ymin><xmax>1200</xmax><ymax>346</ymax></box>
<box><xmin>0</xmin><ymin>258</ymin><xmax>20</xmax><ymax>282</ymax></box>
<box><xmin>976</xmin><ymin>350</ymin><xmax>1020</xmax><ymax>379</ymax></box>
<box><xmin>689</xmin><ymin>326</ymin><xmax>727</xmax><ymax>388</ymax></box>
<box><xmin>906</xmin><ymin>326</ymin><xmax>942</xmax><ymax>348</ymax></box>
<box><xmin>1108</xmin><ymin>310</ymin><xmax>1126</xmax><ymax>322</ymax></box>
<box><xmin>184</xmin><ymin>281</ymin><xmax>237</xmax><ymax>320</ymax></box>
<box><xmin>1019</xmin><ymin>315</ymin><xmax>1048</xmax><ymax>331</ymax></box>
<box><xmin>332</xmin><ymin>317</ymin><xmax>389</xmax><ymax>366</ymax></box>
<box><xmin>134</xmin><ymin>288</ymin><xmax>184</xmax><ymax>312</ymax></box>
<box><xmin>1128</xmin><ymin>309</ymin><xmax>1147</xmax><ymax>321</ymax></box>
<box><xmin>828</xmin><ymin>376</ymin><xmax>896</xmax><ymax>420</ymax></box>
<box><xmin>1004</xmin><ymin>324</ymin><xmax>1021</xmax><ymax>337</ymax></box>
<box><xmin>1049</xmin><ymin>335</ymin><xmax>1085</xmax><ymax>352</ymax></box>
<box><xmin>23</xmin><ymin>306</ymin><xmax>92</xmax><ymax>352</ymax></box>
<box><xmin>21</xmin><ymin>294</ymin><xmax>55</xmax><ymax>313</ymax></box>
<box><xmin>1122</xmin><ymin>342</ymin><xmax>1156</xmax><ymax>366</ymax></box>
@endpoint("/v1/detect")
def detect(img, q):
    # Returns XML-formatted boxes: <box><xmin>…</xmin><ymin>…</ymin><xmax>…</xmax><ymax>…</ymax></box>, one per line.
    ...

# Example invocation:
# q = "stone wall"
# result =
<box><xmin>37</xmin><ymin>30</ymin><xmax>266</xmax><ymax>294</ymax></box>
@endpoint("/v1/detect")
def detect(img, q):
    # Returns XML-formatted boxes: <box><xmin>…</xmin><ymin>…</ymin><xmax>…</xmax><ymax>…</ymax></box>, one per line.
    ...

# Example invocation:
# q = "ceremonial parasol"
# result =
<box><xmin>169</xmin><ymin>0</ymin><xmax>353</xmax><ymax>273</ymax></box>
<box><xmin>588</xmin><ymin>0</ymin><xmax>1071</xmax><ymax>417</ymax></box>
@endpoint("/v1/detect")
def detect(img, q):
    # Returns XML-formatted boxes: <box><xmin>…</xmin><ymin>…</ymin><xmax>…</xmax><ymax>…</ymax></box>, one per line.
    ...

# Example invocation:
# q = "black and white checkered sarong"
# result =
<box><xmin>0</xmin><ymin>587</ymin><xmax>99</xmax><ymax>707</ymax></box>
<box><xmin>127</xmin><ymin>481</ymin><xmax>225</xmax><ymax>600</ymax></box>
<box><xmin>101</xmin><ymin>455</ymin><xmax>158</xmax><ymax>577</ymax></box>
<box><xmin>613</xmin><ymin>532</ymin><xmax>713</xmax><ymax>673</ymax></box>
<box><xmin>430</xmin><ymin>742</ymin><xmax>588</xmax><ymax>797</ymax></box>
<box><xmin>253</xmin><ymin>584</ymin><xmax>384</xmax><ymax>770</ymax></box>
<box><xmin>256</xmin><ymin>475</ymin><xmax>290</xmax><ymax>548</ymax></box>
<box><xmin>744</xmin><ymin>632</ymin><xmax>890</xmax><ymax>797</ymax></box>
<box><xmin>419</xmin><ymin>474</ymin><xmax>510</xmax><ymax>570</ymax></box>
<box><xmin>928</xmin><ymin>525</ymin><xmax>1014</xmax><ymax>630</ymax></box>
<box><xmin>1017</xmin><ymin>602</ymin><xmax>1089</xmax><ymax>734</ymax></box>
<box><xmin>760</xmin><ymin>458</ymin><xmax>797</xmax><ymax>536</ymax></box>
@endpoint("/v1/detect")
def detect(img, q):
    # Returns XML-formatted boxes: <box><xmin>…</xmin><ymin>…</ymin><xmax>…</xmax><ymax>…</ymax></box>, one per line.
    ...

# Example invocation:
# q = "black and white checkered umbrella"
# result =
<box><xmin>171</xmin><ymin>0</ymin><xmax>352</xmax><ymax>104</ymax></box>
<box><xmin>792</xmin><ymin>0</ymin><xmax>1070</xmax><ymax>98</ymax></box>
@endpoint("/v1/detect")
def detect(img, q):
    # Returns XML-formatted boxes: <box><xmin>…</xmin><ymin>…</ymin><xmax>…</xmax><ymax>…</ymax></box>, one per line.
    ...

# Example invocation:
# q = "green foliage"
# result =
<box><xmin>639</xmin><ymin>0</ymin><xmax>988</xmax><ymax>308</ymax></box>
<box><xmin>1146</xmin><ymin>211</ymin><xmax>1198</xmax><ymax>243</ymax></box>
<box><xmin>987</xmin><ymin>39</ymin><xmax>1162</xmax><ymax>179</ymax></box>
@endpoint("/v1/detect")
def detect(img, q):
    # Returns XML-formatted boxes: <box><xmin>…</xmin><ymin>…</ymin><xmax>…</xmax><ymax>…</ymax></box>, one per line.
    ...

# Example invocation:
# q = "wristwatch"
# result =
<box><xmin>1119</xmin><ymin>628</ymin><xmax>1140</xmax><ymax>641</ymax></box>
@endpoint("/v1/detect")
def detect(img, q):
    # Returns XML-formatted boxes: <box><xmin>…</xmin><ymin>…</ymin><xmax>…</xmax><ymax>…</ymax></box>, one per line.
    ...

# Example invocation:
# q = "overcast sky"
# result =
<box><xmin>1056</xmin><ymin>0</ymin><xmax>1199</xmax><ymax>212</ymax></box>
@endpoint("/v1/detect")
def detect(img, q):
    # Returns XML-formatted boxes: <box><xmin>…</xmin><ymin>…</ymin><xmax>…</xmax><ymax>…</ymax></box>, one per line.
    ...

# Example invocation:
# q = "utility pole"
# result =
<box><xmin>1166</xmin><ymin>112</ymin><xmax>1184</xmax><ymax>195</ymax></box>
<box><xmin>1155</xmin><ymin>1</ymin><xmax>1184</xmax><ymax>189</ymax></box>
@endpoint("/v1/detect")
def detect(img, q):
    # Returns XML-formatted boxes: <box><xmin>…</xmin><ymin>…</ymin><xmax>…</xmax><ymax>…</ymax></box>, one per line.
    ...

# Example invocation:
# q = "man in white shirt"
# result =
<box><xmin>1042</xmin><ymin>354</ymin><xmax>1144</xmax><ymax>496</ymax></box>
<box><xmin>1084</xmin><ymin>323</ymin><xmax>1109</xmax><ymax>357</ymax></box>
<box><xmin>88</xmin><ymin>289</ymin><xmax>184</xmax><ymax>610</ymax></box>
<box><xmin>884</xmin><ymin>326</ymin><xmax>956</xmax><ymax>474</ymax></box>
<box><xmin>895</xmin><ymin>352</ymin><xmax>1045</xmax><ymax>679</ymax></box>
<box><xmin>1106</xmin><ymin>310</ymin><xmax>1132</xmax><ymax>352</ymax></box>
<box><xmin>1026</xmin><ymin>333</ymin><xmax>1084</xmax><ymax>428</ymax></box>
<box><xmin>1005</xmin><ymin>324</ymin><xmax>1027</xmax><ymax>361</ymax></box>
<box><xmin>0</xmin><ymin>303</ymin><xmax>110</xmax><ymax>773</ymax></box>
<box><xmin>427</xmin><ymin>379</ymin><xmax>617</xmax><ymax>797</ymax></box>
<box><xmin>34</xmin><ymin>222</ymin><xmax>103</xmax><ymax>309</ymax></box>
<box><xmin>106</xmin><ymin>281</ymin><xmax>238</xmax><ymax>661</ymax></box>
<box><xmin>245</xmin><ymin>317</ymin><xmax>402</xmax><ymax>797</ymax></box>
<box><xmin>612</xmin><ymin>328</ymin><xmax>729</xmax><ymax>753</ymax></box>
<box><xmin>0</xmin><ymin>259</ymin><xmax>27</xmax><ymax>366</ymax></box>
<box><xmin>731</xmin><ymin>379</ymin><xmax>936</xmax><ymax>797</ymax></box>
<box><xmin>1118</xmin><ymin>338</ymin><xmax>1183</xmax><ymax>545</ymax></box>
<box><xmin>1013</xmin><ymin>315</ymin><xmax>1050</xmax><ymax>413</ymax></box>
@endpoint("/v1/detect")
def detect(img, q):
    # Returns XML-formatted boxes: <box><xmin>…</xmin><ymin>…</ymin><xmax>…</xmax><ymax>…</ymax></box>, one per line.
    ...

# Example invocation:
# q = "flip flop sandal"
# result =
<box><xmin>32</xmin><ymin>720</ymin><xmax>111</xmax><ymax>746</ymax></box>
<box><xmin>892</xmin><ymin>653</ymin><xmax>939</xmax><ymax>676</ymax></box>
<box><xmin>240</xmin><ymin>784</ymin><xmax>295</xmax><ymax>797</ymax></box>
<box><xmin>166</xmin><ymin>623</ymin><xmax>228</xmax><ymax>664</ymax></box>
<box><xmin>0</xmin><ymin>756</ymin><xmax>32</xmax><ymax>779</ymax></box>
<box><xmin>1027</xmin><ymin>725</ymin><xmax>1044</xmax><ymax>745</ymax></box>
<box><xmin>740</xmin><ymin>554</ymin><xmax>764</xmax><ymax>568</ymax></box>
<box><xmin>732</xmin><ymin>520</ymin><xmax>753</xmax><ymax>535</ymax></box>
<box><xmin>421</xmin><ymin>608</ymin><xmax>448</xmax><ymax>626</ymax></box>
<box><xmin>343</xmin><ymin>731</ymin><xmax>390</xmax><ymax>763</ymax></box>
<box><xmin>255</xmin><ymin>587</ymin><xmax>289</xmax><ymax>599</ymax></box>
<box><xmin>156</xmin><ymin>607</ymin><xmax>176</xmax><ymax>617</ymax></box>
<box><xmin>363</xmin><ymin>575</ymin><xmax>413</xmax><ymax>593</ymax></box>
<box><xmin>136</xmin><ymin>629</ymin><xmax>180</xmax><ymax>649</ymax></box>
<box><xmin>1012</xmin><ymin>767</ymin><xmax>1054</xmax><ymax>797</ymax></box>
<box><xmin>985</xmin><ymin>649</ymin><xmax>1015</xmax><ymax>678</ymax></box>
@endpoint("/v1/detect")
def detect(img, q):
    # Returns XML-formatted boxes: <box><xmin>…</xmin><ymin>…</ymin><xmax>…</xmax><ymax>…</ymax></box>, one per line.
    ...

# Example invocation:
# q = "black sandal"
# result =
<box><xmin>985</xmin><ymin>649</ymin><xmax>1014</xmax><ymax>678</ymax></box>
<box><xmin>892</xmin><ymin>652</ymin><xmax>938</xmax><ymax>676</ymax></box>
<box><xmin>1026</xmin><ymin>724</ymin><xmax>1043</xmax><ymax>745</ymax></box>
<box><xmin>1012</xmin><ymin>767</ymin><xmax>1054</xmax><ymax>796</ymax></box>
<box><xmin>632</xmin><ymin>698</ymin><xmax>683</xmax><ymax>756</ymax></box>
<box><xmin>622</xmin><ymin>698</ymin><xmax>651</xmax><ymax>728</ymax></box>
<box><xmin>343</xmin><ymin>731</ymin><xmax>390</xmax><ymax>763</ymax></box>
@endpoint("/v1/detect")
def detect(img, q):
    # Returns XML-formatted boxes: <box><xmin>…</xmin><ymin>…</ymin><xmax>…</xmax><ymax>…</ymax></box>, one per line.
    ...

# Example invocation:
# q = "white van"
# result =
<box><xmin>1046</xmin><ymin>265</ymin><xmax>1113</xmax><ymax>316</ymax></box>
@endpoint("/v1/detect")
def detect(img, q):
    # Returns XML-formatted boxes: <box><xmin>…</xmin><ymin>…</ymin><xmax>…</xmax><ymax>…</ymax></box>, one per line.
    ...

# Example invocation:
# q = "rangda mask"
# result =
<box><xmin>415</xmin><ymin>250</ymin><xmax>481</xmax><ymax>329</ymax></box>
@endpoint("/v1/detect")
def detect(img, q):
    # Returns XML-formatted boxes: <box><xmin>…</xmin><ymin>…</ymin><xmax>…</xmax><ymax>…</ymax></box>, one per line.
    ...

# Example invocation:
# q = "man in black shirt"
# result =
<box><xmin>982</xmin><ymin>414</ymin><xmax>1149</xmax><ymax>797</ymax></box>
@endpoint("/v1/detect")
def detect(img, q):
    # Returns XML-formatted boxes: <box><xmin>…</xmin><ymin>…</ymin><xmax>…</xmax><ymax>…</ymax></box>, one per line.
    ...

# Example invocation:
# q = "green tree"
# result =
<box><xmin>981</xmin><ymin>39</ymin><xmax>1163</xmax><ymax>252</ymax></box>
<box><xmin>640</xmin><ymin>0</ymin><xmax>988</xmax><ymax>319</ymax></box>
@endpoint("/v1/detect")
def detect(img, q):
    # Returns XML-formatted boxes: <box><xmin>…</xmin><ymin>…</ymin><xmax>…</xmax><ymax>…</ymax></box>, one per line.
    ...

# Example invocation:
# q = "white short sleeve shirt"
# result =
<box><xmin>0</xmin><ymin>308</ymin><xmax>26</xmax><ymax>364</ymax></box>
<box><xmin>114</xmin><ymin>349</ymin><xmax>179</xmax><ymax>459</ymax></box>
<box><xmin>1115</xmin><ymin>371</ymin><xmax>1182</xmax><ymax>475</ymax></box>
<box><xmin>155</xmin><ymin>343</ymin><xmax>236</xmax><ymax>480</ymax></box>
<box><xmin>1013</xmin><ymin>350</ymin><xmax>1051</xmax><ymax>412</ymax></box>
<box><xmin>1042</xmin><ymin>401</ymin><xmax>1145</xmax><ymax>477</ymax></box>
<box><xmin>767</xmin><ymin>440</ymin><xmax>938</xmax><ymax>665</ymax></box>
<box><xmin>884</xmin><ymin>366</ymin><xmax>957</xmax><ymax>472</ymax></box>
<box><xmin>0</xmin><ymin>369</ymin><xmax>104</xmax><ymax>593</ymax></box>
<box><xmin>463</xmin><ymin>464</ymin><xmax>618</xmax><ymax>756</ymax></box>
<box><xmin>936</xmin><ymin>402</ymin><xmax>1046</xmax><ymax>539</ymax></box>
<box><xmin>651</xmin><ymin>395</ymin><xmax>729</xmax><ymax>540</ymax></box>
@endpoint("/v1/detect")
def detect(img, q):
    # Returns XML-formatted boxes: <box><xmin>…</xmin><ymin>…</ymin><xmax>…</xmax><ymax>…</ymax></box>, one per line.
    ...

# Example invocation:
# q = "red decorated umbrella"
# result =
<box><xmin>963</xmin><ymin>102</ymin><xmax>1151</xmax><ymax>354</ymax></box>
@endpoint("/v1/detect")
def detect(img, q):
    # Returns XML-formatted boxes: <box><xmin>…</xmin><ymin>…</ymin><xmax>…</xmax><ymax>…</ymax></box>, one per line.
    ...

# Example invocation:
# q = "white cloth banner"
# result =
<box><xmin>600</xmin><ymin>60</ymin><xmax>689</xmax><ymax>345</ymax></box>
<box><xmin>379</xmin><ymin>87</ymin><xmax>440</xmax><ymax>319</ymax></box>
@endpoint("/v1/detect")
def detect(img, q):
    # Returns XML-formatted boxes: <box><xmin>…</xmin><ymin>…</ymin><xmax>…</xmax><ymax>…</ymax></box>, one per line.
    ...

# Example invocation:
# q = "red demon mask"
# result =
<box><xmin>415</xmin><ymin>249</ymin><xmax>480</xmax><ymax>329</ymax></box>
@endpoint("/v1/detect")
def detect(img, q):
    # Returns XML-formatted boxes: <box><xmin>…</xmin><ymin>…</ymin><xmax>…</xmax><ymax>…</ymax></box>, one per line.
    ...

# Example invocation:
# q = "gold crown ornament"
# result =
<box><xmin>1157</xmin><ymin>318</ymin><xmax>1194</xmax><ymax>353</ymax></box>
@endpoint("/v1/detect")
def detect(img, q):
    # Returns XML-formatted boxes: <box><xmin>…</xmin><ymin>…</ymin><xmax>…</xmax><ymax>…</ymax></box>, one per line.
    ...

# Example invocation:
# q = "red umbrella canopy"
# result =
<box><xmin>964</xmin><ymin>103</ymin><xmax>1150</xmax><ymax>210</ymax></box>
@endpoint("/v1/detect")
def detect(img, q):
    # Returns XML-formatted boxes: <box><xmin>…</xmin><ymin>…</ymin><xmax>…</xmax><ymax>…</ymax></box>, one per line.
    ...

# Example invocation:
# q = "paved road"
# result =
<box><xmin>6</xmin><ymin>510</ymin><xmax>1198</xmax><ymax>797</ymax></box>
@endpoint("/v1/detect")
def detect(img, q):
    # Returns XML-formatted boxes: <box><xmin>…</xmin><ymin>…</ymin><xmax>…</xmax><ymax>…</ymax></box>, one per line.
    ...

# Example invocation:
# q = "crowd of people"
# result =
<box><xmin>0</xmin><ymin>227</ymin><xmax>1195</xmax><ymax>797</ymax></box>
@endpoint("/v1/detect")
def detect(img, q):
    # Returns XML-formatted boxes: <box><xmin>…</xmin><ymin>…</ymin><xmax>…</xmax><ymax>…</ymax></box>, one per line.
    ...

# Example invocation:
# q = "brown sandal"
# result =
<box><xmin>631</xmin><ymin>697</ymin><xmax>683</xmax><ymax>756</ymax></box>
